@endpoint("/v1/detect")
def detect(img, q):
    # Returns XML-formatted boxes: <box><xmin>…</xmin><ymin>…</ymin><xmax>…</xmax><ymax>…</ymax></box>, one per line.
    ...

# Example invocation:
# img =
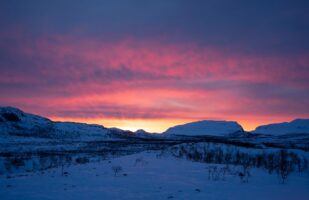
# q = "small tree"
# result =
<box><xmin>278</xmin><ymin>150</ymin><xmax>292</xmax><ymax>184</ymax></box>
<box><xmin>112</xmin><ymin>166</ymin><xmax>122</xmax><ymax>176</ymax></box>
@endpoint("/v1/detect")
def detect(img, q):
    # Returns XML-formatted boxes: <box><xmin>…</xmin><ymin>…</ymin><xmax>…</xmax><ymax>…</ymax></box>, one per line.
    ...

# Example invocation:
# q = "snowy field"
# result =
<box><xmin>1</xmin><ymin>148</ymin><xmax>308</xmax><ymax>200</ymax></box>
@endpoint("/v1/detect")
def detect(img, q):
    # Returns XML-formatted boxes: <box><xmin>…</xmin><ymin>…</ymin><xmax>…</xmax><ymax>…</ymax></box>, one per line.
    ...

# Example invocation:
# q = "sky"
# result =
<box><xmin>0</xmin><ymin>0</ymin><xmax>309</xmax><ymax>132</ymax></box>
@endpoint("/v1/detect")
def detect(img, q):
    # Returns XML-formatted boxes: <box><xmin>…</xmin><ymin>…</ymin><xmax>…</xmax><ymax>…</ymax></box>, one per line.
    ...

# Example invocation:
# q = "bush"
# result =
<box><xmin>75</xmin><ymin>157</ymin><xmax>89</xmax><ymax>164</ymax></box>
<box><xmin>277</xmin><ymin>150</ymin><xmax>292</xmax><ymax>184</ymax></box>
<box><xmin>10</xmin><ymin>158</ymin><xmax>25</xmax><ymax>167</ymax></box>
<box><xmin>134</xmin><ymin>157</ymin><xmax>148</xmax><ymax>166</ymax></box>
<box><xmin>112</xmin><ymin>166</ymin><xmax>122</xmax><ymax>176</ymax></box>
<box><xmin>165</xmin><ymin>143</ymin><xmax>309</xmax><ymax>183</ymax></box>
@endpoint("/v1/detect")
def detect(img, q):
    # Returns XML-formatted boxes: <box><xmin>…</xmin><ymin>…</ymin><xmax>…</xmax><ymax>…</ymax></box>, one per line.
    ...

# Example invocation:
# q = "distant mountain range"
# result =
<box><xmin>0</xmin><ymin>106</ymin><xmax>309</xmax><ymax>141</ymax></box>
<box><xmin>0</xmin><ymin>106</ymin><xmax>138</xmax><ymax>141</ymax></box>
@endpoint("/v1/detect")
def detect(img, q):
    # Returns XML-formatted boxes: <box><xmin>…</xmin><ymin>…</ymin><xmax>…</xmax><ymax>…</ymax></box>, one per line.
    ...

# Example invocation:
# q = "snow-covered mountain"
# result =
<box><xmin>2</xmin><ymin>106</ymin><xmax>308</xmax><ymax>144</ymax></box>
<box><xmin>0</xmin><ymin>107</ymin><xmax>52</xmax><ymax>137</ymax></box>
<box><xmin>134</xmin><ymin>129</ymin><xmax>160</xmax><ymax>138</ymax></box>
<box><xmin>252</xmin><ymin>119</ymin><xmax>309</xmax><ymax>135</ymax></box>
<box><xmin>163</xmin><ymin>120</ymin><xmax>245</xmax><ymax>137</ymax></box>
<box><xmin>0</xmin><ymin>106</ymin><xmax>127</xmax><ymax>141</ymax></box>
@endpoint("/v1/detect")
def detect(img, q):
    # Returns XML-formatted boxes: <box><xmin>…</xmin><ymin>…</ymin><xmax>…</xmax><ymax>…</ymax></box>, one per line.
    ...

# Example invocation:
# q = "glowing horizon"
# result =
<box><xmin>46</xmin><ymin>116</ymin><xmax>304</xmax><ymax>133</ymax></box>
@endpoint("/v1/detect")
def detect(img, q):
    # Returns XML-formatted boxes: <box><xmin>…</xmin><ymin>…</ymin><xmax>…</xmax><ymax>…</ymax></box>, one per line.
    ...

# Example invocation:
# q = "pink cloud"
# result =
<box><xmin>0</xmin><ymin>30</ymin><xmax>308</xmax><ymax>131</ymax></box>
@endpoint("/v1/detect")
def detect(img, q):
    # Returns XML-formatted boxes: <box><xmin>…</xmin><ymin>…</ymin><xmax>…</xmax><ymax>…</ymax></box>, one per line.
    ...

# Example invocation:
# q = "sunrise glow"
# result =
<box><xmin>0</xmin><ymin>1</ymin><xmax>308</xmax><ymax>133</ymax></box>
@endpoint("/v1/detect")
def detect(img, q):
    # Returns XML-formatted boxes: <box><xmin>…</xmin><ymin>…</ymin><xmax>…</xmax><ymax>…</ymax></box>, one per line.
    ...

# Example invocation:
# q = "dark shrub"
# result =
<box><xmin>10</xmin><ymin>158</ymin><xmax>25</xmax><ymax>167</ymax></box>
<box><xmin>75</xmin><ymin>157</ymin><xmax>89</xmax><ymax>164</ymax></box>
<box><xmin>112</xmin><ymin>166</ymin><xmax>122</xmax><ymax>176</ymax></box>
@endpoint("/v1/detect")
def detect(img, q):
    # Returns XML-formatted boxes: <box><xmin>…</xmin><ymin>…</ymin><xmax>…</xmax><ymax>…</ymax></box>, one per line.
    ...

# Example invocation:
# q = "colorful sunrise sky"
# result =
<box><xmin>0</xmin><ymin>0</ymin><xmax>308</xmax><ymax>132</ymax></box>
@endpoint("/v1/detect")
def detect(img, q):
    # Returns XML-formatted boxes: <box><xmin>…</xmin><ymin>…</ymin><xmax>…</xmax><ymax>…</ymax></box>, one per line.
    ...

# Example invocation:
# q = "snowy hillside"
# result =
<box><xmin>1</xmin><ymin>106</ymin><xmax>308</xmax><ymax>151</ymax></box>
<box><xmin>163</xmin><ymin>120</ymin><xmax>244</xmax><ymax>137</ymax></box>
<box><xmin>0</xmin><ymin>107</ymin><xmax>125</xmax><ymax>141</ymax></box>
<box><xmin>0</xmin><ymin>107</ymin><xmax>52</xmax><ymax>137</ymax></box>
<box><xmin>252</xmin><ymin>119</ymin><xmax>309</xmax><ymax>135</ymax></box>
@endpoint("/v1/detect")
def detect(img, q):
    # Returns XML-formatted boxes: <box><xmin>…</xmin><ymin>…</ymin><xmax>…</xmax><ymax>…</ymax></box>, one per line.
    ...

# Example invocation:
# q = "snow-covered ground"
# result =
<box><xmin>1</xmin><ymin>149</ymin><xmax>308</xmax><ymax>200</ymax></box>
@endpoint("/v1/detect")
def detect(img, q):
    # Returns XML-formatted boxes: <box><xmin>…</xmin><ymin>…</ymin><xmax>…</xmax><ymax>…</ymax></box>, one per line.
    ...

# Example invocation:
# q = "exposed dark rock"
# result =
<box><xmin>2</xmin><ymin>113</ymin><xmax>20</xmax><ymax>122</ymax></box>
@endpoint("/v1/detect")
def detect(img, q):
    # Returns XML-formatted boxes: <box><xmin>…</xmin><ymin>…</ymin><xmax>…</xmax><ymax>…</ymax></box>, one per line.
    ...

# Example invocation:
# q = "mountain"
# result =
<box><xmin>134</xmin><ymin>129</ymin><xmax>160</xmax><ymax>138</ymax></box>
<box><xmin>3</xmin><ymin>106</ymin><xmax>308</xmax><ymax>142</ymax></box>
<box><xmin>0</xmin><ymin>106</ymin><xmax>127</xmax><ymax>141</ymax></box>
<box><xmin>1</xmin><ymin>106</ymin><xmax>308</xmax><ymax>153</ymax></box>
<box><xmin>252</xmin><ymin>119</ymin><xmax>309</xmax><ymax>135</ymax></box>
<box><xmin>163</xmin><ymin>120</ymin><xmax>244</xmax><ymax>137</ymax></box>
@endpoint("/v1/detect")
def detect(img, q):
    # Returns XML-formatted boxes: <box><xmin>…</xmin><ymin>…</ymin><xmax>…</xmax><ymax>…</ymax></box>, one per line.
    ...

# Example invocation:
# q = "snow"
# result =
<box><xmin>163</xmin><ymin>120</ymin><xmax>244</xmax><ymax>137</ymax></box>
<box><xmin>1</xmin><ymin>107</ymin><xmax>308</xmax><ymax>199</ymax></box>
<box><xmin>252</xmin><ymin>119</ymin><xmax>309</xmax><ymax>135</ymax></box>
<box><xmin>134</xmin><ymin>129</ymin><xmax>160</xmax><ymax>138</ymax></box>
<box><xmin>0</xmin><ymin>107</ymin><xmax>126</xmax><ymax>141</ymax></box>
<box><xmin>0</xmin><ymin>107</ymin><xmax>52</xmax><ymax>137</ymax></box>
<box><xmin>1</xmin><ymin>107</ymin><xmax>309</xmax><ymax>199</ymax></box>
<box><xmin>52</xmin><ymin>122</ymin><xmax>114</xmax><ymax>140</ymax></box>
<box><xmin>1</xmin><ymin>150</ymin><xmax>308</xmax><ymax>200</ymax></box>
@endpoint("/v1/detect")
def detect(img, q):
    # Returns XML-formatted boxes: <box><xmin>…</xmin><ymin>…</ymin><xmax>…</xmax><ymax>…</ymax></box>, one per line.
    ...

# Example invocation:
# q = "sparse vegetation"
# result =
<box><xmin>112</xmin><ymin>166</ymin><xmax>123</xmax><ymax>176</ymax></box>
<box><xmin>75</xmin><ymin>157</ymin><xmax>89</xmax><ymax>164</ymax></box>
<box><xmin>134</xmin><ymin>157</ymin><xmax>148</xmax><ymax>166</ymax></box>
<box><xmin>0</xmin><ymin>141</ymin><xmax>308</xmax><ymax>186</ymax></box>
<box><xmin>163</xmin><ymin>143</ymin><xmax>308</xmax><ymax>183</ymax></box>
